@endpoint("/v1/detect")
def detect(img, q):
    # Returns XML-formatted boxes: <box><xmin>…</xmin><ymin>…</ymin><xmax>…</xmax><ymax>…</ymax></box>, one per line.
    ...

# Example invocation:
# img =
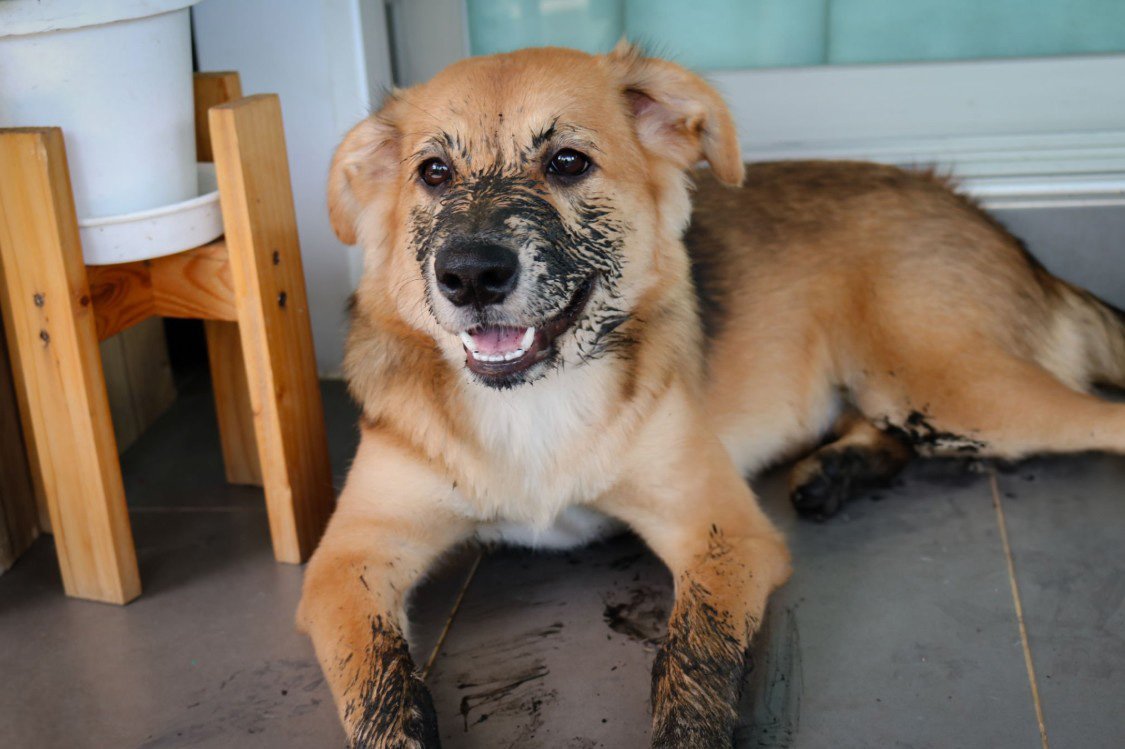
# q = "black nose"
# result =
<box><xmin>434</xmin><ymin>242</ymin><xmax>519</xmax><ymax>307</ymax></box>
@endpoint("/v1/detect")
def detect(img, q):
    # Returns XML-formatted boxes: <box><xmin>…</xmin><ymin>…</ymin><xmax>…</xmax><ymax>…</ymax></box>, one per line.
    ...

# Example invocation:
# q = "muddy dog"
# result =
<box><xmin>299</xmin><ymin>43</ymin><xmax>1125</xmax><ymax>747</ymax></box>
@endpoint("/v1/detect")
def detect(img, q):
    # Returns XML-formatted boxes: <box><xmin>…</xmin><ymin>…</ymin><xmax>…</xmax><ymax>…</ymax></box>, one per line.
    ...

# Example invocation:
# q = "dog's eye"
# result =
<box><xmin>419</xmin><ymin>157</ymin><xmax>451</xmax><ymax>187</ymax></box>
<box><xmin>547</xmin><ymin>148</ymin><xmax>591</xmax><ymax>179</ymax></box>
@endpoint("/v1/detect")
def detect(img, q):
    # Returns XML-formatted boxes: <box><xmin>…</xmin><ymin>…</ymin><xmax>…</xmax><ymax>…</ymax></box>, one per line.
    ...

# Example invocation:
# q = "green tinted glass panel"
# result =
<box><xmin>624</xmin><ymin>0</ymin><xmax>827</xmax><ymax>69</ymax></box>
<box><xmin>830</xmin><ymin>0</ymin><xmax>1125</xmax><ymax>64</ymax></box>
<box><xmin>467</xmin><ymin>0</ymin><xmax>624</xmax><ymax>55</ymax></box>
<box><xmin>466</xmin><ymin>0</ymin><xmax>1125</xmax><ymax>69</ymax></box>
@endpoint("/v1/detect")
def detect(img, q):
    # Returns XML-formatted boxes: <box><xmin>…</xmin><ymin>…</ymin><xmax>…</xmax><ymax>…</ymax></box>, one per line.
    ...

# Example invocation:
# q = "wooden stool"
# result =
<box><xmin>0</xmin><ymin>73</ymin><xmax>334</xmax><ymax>604</ymax></box>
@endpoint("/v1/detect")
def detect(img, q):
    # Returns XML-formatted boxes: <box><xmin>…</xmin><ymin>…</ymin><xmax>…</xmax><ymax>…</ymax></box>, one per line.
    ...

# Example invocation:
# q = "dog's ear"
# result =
<box><xmin>606</xmin><ymin>41</ymin><xmax>744</xmax><ymax>186</ymax></box>
<box><xmin>328</xmin><ymin>111</ymin><xmax>400</xmax><ymax>245</ymax></box>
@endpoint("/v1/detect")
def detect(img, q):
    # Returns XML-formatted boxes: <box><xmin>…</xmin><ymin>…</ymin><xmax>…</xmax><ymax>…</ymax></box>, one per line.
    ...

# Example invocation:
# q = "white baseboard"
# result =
<box><xmin>740</xmin><ymin>130</ymin><xmax>1125</xmax><ymax>209</ymax></box>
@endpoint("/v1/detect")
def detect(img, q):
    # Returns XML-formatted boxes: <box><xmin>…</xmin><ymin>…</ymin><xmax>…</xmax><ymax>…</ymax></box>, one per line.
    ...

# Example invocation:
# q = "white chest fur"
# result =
<box><xmin>454</xmin><ymin>361</ymin><xmax>626</xmax><ymax>528</ymax></box>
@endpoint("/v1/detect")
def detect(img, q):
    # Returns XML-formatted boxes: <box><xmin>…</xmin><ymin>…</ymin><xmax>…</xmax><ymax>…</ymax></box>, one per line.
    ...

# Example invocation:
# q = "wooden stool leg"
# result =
<box><xmin>209</xmin><ymin>96</ymin><xmax>334</xmax><ymax>563</ymax></box>
<box><xmin>0</xmin><ymin>128</ymin><xmax>140</xmax><ymax>603</ymax></box>
<box><xmin>205</xmin><ymin>319</ymin><xmax>263</xmax><ymax>485</ymax></box>
<box><xmin>195</xmin><ymin>74</ymin><xmax>261</xmax><ymax>487</ymax></box>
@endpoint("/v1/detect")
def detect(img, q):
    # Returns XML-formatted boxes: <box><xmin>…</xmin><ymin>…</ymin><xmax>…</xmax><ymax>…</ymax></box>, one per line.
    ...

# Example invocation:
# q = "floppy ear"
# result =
<box><xmin>606</xmin><ymin>42</ymin><xmax>744</xmax><ymax>186</ymax></box>
<box><xmin>328</xmin><ymin>112</ymin><xmax>400</xmax><ymax>245</ymax></box>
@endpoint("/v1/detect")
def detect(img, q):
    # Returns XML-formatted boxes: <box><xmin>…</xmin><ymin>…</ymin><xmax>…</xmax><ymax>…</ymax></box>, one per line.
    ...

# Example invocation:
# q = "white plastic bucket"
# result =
<box><xmin>0</xmin><ymin>0</ymin><xmax>199</xmax><ymax>225</ymax></box>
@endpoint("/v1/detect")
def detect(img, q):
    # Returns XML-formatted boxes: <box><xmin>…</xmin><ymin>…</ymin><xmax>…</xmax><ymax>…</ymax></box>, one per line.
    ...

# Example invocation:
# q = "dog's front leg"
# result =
<box><xmin>601</xmin><ymin>415</ymin><xmax>792</xmax><ymax>748</ymax></box>
<box><xmin>298</xmin><ymin>427</ymin><xmax>473</xmax><ymax>749</ymax></box>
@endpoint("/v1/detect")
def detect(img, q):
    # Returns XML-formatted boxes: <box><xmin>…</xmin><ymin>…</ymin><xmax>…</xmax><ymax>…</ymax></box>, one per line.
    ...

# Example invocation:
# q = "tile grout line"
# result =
<box><xmin>422</xmin><ymin>549</ymin><xmax>484</xmax><ymax>680</ymax></box>
<box><xmin>989</xmin><ymin>470</ymin><xmax>1049</xmax><ymax>749</ymax></box>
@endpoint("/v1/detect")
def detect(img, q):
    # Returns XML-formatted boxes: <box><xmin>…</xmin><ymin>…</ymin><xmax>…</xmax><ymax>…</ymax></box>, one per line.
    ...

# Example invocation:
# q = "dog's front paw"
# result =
<box><xmin>650</xmin><ymin>628</ymin><xmax>743</xmax><ymax>748</ymax></box>
<box><xmin>344</xmin><ymin>619</ymin><xmax>441</xmax><ymax>749</ymax></box>
<box><xmin>652</xmin><ymin>709</ymin><xmax>736</xmax><ymax>749</ymax></box>
<box><xmin>348</xmin><ymin>671</ymin><xmax>440</xmax><ymax>749</ymax></box>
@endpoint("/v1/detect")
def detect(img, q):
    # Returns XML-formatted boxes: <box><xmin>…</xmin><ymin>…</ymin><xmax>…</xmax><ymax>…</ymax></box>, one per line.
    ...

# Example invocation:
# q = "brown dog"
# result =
<box><xmin>298</xmin><ymin>43</ymin><xmax>1125</xmax><ymax>747</ymax></box>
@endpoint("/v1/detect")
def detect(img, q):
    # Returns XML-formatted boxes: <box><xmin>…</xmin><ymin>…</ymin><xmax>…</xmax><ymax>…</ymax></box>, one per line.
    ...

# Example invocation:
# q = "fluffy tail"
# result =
<box><xmin>1052</xmin><ymin>282</ymin><xmax>1125</xmax><ymax>389</ymax></box>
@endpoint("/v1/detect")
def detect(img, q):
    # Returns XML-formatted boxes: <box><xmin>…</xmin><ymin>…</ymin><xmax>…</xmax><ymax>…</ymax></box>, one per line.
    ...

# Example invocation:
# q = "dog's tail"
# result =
<box><xmin>1048</xmin><ymin>280</ymin><xmax>1125</xmax><ymax>390</ymax></box>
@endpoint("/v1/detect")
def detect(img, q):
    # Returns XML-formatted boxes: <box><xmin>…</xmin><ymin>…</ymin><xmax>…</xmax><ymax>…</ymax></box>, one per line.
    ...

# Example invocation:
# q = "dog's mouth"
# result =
<box><xmin>458</xmin><ymin>278</ymin><xmax>595</xmax><ymax>382</ymax></box>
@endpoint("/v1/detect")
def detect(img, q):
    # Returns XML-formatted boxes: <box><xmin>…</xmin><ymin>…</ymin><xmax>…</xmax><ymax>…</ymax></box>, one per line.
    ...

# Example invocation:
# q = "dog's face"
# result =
<box><xmin>329</xmin><ymin>45</ymin><xmax>743</xmax><ymax>388</ymax></box>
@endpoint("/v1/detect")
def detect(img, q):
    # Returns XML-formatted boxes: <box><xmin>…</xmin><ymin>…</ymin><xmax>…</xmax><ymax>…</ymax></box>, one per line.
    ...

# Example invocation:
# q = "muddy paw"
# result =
<box><xmin>346</xmin><ymin>620</ymin><xmax>442</xmax><ymax>749</ymax></box>
<box><xmin>349</xmin><ymin>674</ymin><xmax>440</xmax><ymax>749</ymax></box>
<box><xmin>789</xmin><ymin>447</ymin><xmax>867</xmax><ymax>519</ymax></box>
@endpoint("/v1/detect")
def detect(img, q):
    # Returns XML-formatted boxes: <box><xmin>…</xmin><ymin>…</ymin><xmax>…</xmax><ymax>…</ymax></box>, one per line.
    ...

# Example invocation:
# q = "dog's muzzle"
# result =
<box><xmin>458</xmin><ymin>277</ymin><xmax>596</xmax><ymax>382</ymax></box>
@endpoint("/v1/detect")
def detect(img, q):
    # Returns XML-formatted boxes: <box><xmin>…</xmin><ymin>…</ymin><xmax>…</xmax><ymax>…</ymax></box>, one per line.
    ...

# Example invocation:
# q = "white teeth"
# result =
<box><xmin>462</xmin><ymin>346</ymin><xmax>527</xmax><ymax>363</ymax></box>
<box><xmin>460</xmin><ymin>328</ymin><xmax>532</xmax><ymax>365</ymax></box>
<box><xmin>471</xmin><ymin>351</ymin><xmax>525</xmax><ymax>363</ymax></box>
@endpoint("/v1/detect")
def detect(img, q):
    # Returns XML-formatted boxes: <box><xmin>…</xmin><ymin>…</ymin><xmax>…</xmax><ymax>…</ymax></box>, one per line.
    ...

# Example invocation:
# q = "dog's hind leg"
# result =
<box><xmin>854</xmin><ymin>349</ymin><xmax>1125</xmax><ymax>462</ymax></box>
<box><xmin>298</xmin><ymin>427</ymin><xmax>473</xmax><ymax>749</ymax></box>
<box><xmin>600</xmin><ymin>411</ymin><xmax>792</xmax><ymax>748</ymax></box>
<box><xmin>788</xmin><ymin>409</ymin><xmax>914</xmax><ymax>518</ymax></box>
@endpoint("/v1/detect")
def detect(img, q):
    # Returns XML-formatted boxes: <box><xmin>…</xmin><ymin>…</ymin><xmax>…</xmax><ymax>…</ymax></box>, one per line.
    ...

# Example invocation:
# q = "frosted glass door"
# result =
<box><xmin>466</xmin><ymin>0</ymin><xmax>1125</xmax><ymax>69</ymax></box>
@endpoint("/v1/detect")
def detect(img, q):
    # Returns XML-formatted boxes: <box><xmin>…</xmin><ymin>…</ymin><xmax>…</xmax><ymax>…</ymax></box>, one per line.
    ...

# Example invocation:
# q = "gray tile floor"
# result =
<box><xmin>1</xmin><ymin>380</ymin><xmax>1122</xmax><ymax>748</ymax></box>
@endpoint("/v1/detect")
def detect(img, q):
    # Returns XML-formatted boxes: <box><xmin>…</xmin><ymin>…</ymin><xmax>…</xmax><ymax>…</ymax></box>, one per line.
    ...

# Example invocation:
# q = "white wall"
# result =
<box><xmin>192</xmin><ymin>0</ymin><xmax>394</xmax><ymax>376</ymax></box>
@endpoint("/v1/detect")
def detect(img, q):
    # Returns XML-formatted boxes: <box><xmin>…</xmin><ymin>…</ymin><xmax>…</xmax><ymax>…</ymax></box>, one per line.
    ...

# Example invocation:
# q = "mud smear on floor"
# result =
<box><xmin>736</xmin><ymin>606</ymin><xmax>803</xmax><ymax>748</ymax></box>
<box><xmin>602</xmin><ymin>585</ymin><xmax>669</xmax><ymax>645</ymax></box>
<box><xmin>458</xmin><ymin>661</ymin><xmax>551</xmax><ymax>731</ymax></box>
<box><xmin>441</xmin><ymin>623</ymin><xmax>565</xmax><ymax>748</ymax></box>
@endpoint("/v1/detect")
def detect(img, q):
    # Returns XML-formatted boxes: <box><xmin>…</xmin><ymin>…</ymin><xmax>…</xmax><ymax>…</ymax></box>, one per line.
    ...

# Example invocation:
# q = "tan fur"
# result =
<box><xmin>690</xmin><ymin>162</ymin><xmax>1125</xmax><ymax>469</ymax></box>
<box><xmin>300</xmin><ymin>46</ymin><xmax>1124</xmax><ymax>747</ymax></box>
